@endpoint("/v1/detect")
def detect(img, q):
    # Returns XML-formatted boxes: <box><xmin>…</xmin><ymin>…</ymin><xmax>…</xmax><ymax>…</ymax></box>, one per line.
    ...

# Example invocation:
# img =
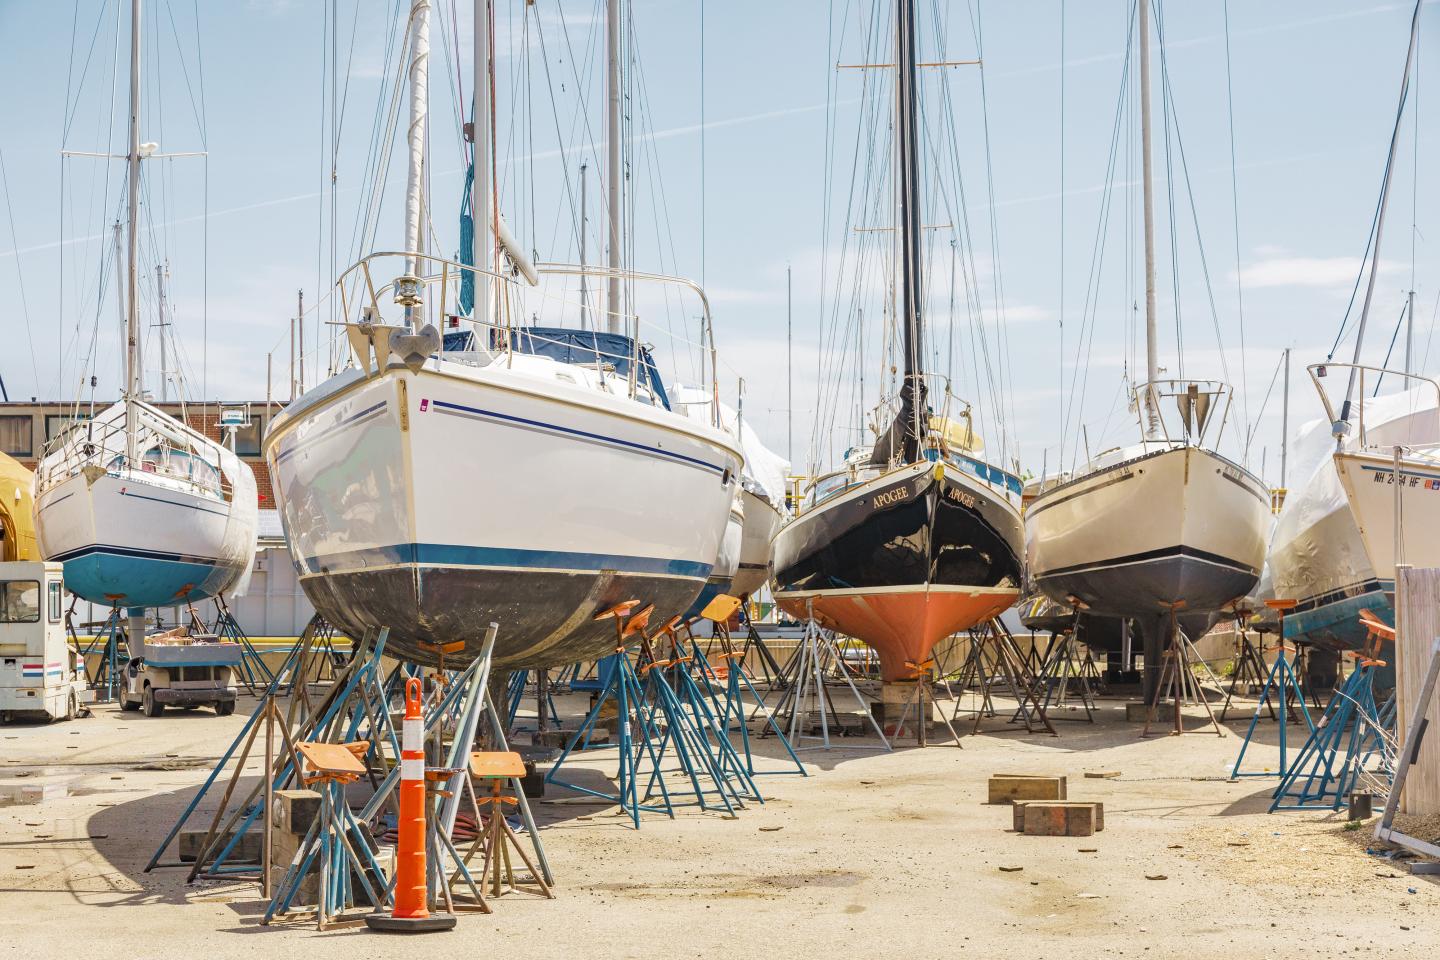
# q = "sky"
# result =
<box><xmin>0</xmin><ymin>0</ymin><xmax>1436</xmax><ymax>492</ymax></box>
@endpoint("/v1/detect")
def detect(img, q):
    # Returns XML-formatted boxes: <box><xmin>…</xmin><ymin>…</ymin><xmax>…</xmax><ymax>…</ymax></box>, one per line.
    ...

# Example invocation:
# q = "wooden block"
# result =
<box><xmin>179</xmin><ymin>828</ymin><xmax>261</xmax><ymax>863</ymax></box>
<box><xmin>988</xmin><ymin>774</ymin><xmax>1067</xmax><ymax>804</ymax></box>
<box><xmin>1021</xmin><ymin>801</ymin><xmax>1104</xmax><ymax>837</ymax></box>
<box><xmin>271</xmin><ymin>789</ymin><xmax>321</xmax><ymax>835</ymax></box>
<box><xmin>1012</xmin><ymin>801</ymin><xmax>1031</xmax><ymax>832</ymax></box>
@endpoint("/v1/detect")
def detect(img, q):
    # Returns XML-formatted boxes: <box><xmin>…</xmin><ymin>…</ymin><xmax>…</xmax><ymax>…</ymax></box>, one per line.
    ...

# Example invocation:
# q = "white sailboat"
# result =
<box><xmin>1268</xmin><ymin>1</ymin><xmax>1426</xmax><ymax>652</ymax></box>
<box><xmin>263</xmin><ymin>0</ymin><xmax>742</xmax><ymax>669</ymax></box>
<box><xmin>673</xmin><ymin>385</ymin><xmax>789</xmax><ymax>601</ymax></box>
<box><xmin>34</xmin><ymin>0</ymin><xmax>258</xmax><ymax>616</ymax></box>
<box><xmin>1023</xmin><ymin>0</ymin><xmax>1268</xmax><ymax>697</ymax></box>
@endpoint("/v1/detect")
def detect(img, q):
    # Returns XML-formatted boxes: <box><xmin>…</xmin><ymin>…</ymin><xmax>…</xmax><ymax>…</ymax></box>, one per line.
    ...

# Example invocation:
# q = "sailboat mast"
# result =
<box><xmin>403</xmin><ymin>0</ymin><xmax>430</xmax><ymax>331</ymax></box>
<box><xmin>471</xmin><ymin>0</ymin><xmax>493</xmax><ymax>331</ymax></box>
<box><xmin>1138</xmin><ymin>0</ymin><xmax>1160</xmax><ymax>438</ymax></box>
<box><xmin>125</xmin><ymin>0</ymin><xmax>143</xmax><ymax>464</ymax></box>
<box><xmin>605</xmin><ymin>0</ymin><xmax>623</xmax><ymax>335</ymax></box>
<box><xmin>1337</xmin><ymin>0</ymin><xmax>1422</xmax><ymax>439</ymax></box>
<box><xmin>895</xmin><ymin>0</ymin><xmax>925</xmax><ymax>455</ymax></box>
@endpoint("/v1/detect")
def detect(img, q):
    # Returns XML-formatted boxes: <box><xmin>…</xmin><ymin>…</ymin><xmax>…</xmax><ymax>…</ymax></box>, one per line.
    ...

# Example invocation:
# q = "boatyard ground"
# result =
<box><xmin>1</xmin><ymin>694</ymin><xmax>1434</xmax><ymax>960</ymax></box>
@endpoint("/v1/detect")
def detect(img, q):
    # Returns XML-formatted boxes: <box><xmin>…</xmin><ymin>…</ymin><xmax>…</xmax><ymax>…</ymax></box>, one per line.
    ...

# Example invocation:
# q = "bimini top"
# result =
<box><xmin>443</xmin><ymin>326</ymin><xmax>672</xmax><ymax>411</ymax></box>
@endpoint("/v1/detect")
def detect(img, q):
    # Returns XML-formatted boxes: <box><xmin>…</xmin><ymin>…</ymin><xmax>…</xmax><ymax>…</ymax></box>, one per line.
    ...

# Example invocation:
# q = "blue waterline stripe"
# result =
<box><xmin>51</xmin><ymin>543</ymin><xmax>226</xmax><ymax>567</ymax></box>
<box><xmin>118</xmin><ymin>488</ymin><xmax>230</xmax><ymax>518</ymax></box>
<box><xmin>431</xmin><ymin>399</ymin><xmax>726</xmax><ymax>475</ymax></box>
<box><xmin>274</xmin><ymin>400</ymin><xmax>389</xmax><ymax>465</ymax></box>
<box><xmin>302</xmin><ymin>542</ymin><xmax>712</xmax><ymax>580</ymax></box>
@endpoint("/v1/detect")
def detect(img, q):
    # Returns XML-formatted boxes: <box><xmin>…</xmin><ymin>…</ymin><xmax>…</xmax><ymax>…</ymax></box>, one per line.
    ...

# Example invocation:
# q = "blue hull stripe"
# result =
<box><xmin>302</xmin><ymin>542</ymin><xmax>711</xmax><ymax>580</ymax></box>
<box><xmin>274</xmin><ymin>400</ymin><xmax>389</xmax><ymax>465</ymax></box>
<box><xmin>431</xmin><ymin>399</ymin><xmax>727</xmax><ymax>475</ymax></box>
<box><xmin>118</xmin><ymin>488</ymin><xmax>230</xmax><ymax>518</ymax></box>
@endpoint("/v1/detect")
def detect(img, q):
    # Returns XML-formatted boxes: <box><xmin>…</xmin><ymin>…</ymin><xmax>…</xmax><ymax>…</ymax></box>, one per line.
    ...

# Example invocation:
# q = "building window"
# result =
<box><xmin>0</xmin><ymin>415</ymin><xmax>32</xmax><ymax>457</ymax></box>
<box><xmin>45</xmin><ymin>413</ymin><xmax>91</xmax><ymax>443</ymax></box>
<box><xmin>233</xmin><ymin>417</ymin><xmax>263</xmax><ymax>456</ymax></box>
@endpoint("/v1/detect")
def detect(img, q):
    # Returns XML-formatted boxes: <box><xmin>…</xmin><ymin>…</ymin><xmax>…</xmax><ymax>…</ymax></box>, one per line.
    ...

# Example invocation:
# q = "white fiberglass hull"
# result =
<box><xmin>1026</xmin><ymin>445</ymin><xmax>1267</xmax><ymax>621</ymax></box>
<box><xmin>732</xmin><ymin>487</ymin><xmax>782</xmax><ymax>598</ymax></box>
<box><xmin>265</xmin><ymin>358</ymin><xmax>743</xmax><ymax>669</ymax></box>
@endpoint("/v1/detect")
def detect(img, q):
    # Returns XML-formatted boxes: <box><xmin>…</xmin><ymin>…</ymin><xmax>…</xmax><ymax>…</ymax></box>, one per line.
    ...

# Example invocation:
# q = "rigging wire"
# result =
<box><xmin>1221</xmin><ymin>0</ymin><xmax>1249</xmax><ymax>448</ymax></box>
<box><xmin>0</xmin><ymin>146</ymin><xmax>41</xmax><ymax>399</ymax></box>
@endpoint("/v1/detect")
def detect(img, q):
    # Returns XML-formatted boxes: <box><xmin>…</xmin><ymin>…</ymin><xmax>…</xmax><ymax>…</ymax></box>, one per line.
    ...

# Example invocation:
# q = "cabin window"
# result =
<box><xmin>0</xmin><ymin>416</ymin><xmax>32</xmax><ymax>457</ymax></box>
<box><xmin>47</xmin><ymin>581</ymin><xmax>62</xmax><ymax>622</ymax></box>
<box><xmin>0</xmin><ymin>580</ymin><xmax>40</xmax><ymax>623</ymax></box>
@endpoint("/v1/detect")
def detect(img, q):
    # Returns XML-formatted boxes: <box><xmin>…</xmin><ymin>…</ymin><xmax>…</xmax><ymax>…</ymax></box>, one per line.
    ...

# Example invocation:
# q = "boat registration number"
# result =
<box><xmin>873</xmin><ymin>486</ymin><xmax>910</xmax><ymax>509</ymax></box>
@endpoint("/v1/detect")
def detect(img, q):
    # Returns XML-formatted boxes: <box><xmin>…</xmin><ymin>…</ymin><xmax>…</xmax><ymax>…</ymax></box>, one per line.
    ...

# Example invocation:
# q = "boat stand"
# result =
<box><xmin>146</xmin><ymin>628</ymin><xmax>395</xmax><ymax>880</ymax></box>
<box><xmin>1141</xmin><ymin>627</ymin><xmax>1224</xmax><ymax>738</ymax></box>
<box><xmin>1219</xmin><ymin>629</ymin><xmax>1271</xmax><ymax>722</ymax></box>
<box><xmin>890</xmin><ymin>658</ymin><xmax>962</xmax><ymax>747</ymax></box>
<box><xmin>504</xmin><ymin>667</ymin><xmax>562</xmax><ymax>734</ymax></box>
<box><xmin>954</xmin><ymin>618</ymin><xmax>1057</xmax><ymax>737</ymax></box>
<box><xmin>679</xmin><ymin>616</ymin><xmax>806</xmax><ymax>778</ymax></box>
<box><xmin>69</xmin><ymin>604</ymin><xmax>128</xmax><ymax>702</ymax></box>
<box><xmin>1032</xmin><ymin>628</ymin><xmax>1097</xmax><ymax>723</ymax></box>
<box><xmin>737</xmin><ymin>603</ymin><xmax>785</xmax><ymax>687</ymax></box>
<box><xmin>1230</xmin><ymin>642</ymin><xmax>1317</xmax><ymax>778</ymax></box>
<box><xmin>546</xmin><ymin>604</ymin><xmax>674</xmax><ymax>827</ymax></box>
<box><xmin>206</xmin><ymin>595</ymin><xmax>277</xmax><ymax>694</ymax></box>
<box><xmin>765</xmin><ymin>601</ymin><xmax>890</xmax><ymax>751</ymax></box>
<box><xmin>1270</xmin><ymin>656</ymin><xmax>1396</xmax><ymax>812</ymax></box>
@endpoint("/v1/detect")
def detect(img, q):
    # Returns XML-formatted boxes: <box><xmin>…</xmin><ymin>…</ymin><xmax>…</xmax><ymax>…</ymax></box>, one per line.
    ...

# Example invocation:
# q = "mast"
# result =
<box><xmin>1281</xmin><ymin>347</ymin><xmax>1289</xmax><ymax>489</ymax></box>
<box><xmin>403</xmin><ymin>0</ymin><xmax>430</xmax><ymax>331</ymax></box>
<box><xmin>297</xmin><ymin>289</ymin><xmax>305</xmax><ymax>394</ymax></box>
<box><xmin>154</xmin><ymin>263</ymin><xmax>169</xmax><ymax>402</ymax></box>
<box><xmin>1336</xmin><ymin>0</ymin><xmax>1422</xmax><ymax>440</ymax></box>
<box><xmin>1405</xmin><ymin>288</ymin><xmax>1415</xmax><ymax>376</ymax></box>
<box><xmin>605</xmin><ymin>0</ymin><xmax>622</xmax><ymax>335</ymax></box>
<box><xmin>579</xmin><ymin>162</ymin><xmax>588</xmax><ymax>329</ymax></box>
<box><xmin>125</xmin><ymin>0</ymin><xmax>143</xmax><ymax>464</ymax></box>
<box><xmin>894</xmin><ymin>0</ymin><xmax>925</xmax><ymax>459</ymax></box>
<box><xmin>471</xmin><ymin>0</ymin><xmax>493</xmax><ymax>331</ymax></box>
<box><xmin>113</xmin><ymin>222</ymin><xmax>127</xmax><ymax>396</ymax></box>
<box><xmin>1138</xmin><ymin>0</ymin><xmax>1160</xmax><ymax>438</ymax></box>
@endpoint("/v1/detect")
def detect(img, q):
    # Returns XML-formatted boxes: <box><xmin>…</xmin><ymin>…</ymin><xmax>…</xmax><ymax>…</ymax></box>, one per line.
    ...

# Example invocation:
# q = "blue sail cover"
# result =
<box><xmin>442</xmin><ymin>326</ymin><xmax>672</xmax><ymax>411</ymax></box>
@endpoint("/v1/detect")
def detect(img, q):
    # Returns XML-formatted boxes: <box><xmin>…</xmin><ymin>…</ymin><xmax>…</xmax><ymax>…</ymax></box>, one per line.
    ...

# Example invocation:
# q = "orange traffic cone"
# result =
<box><xmin>366</xmin><ymin>677</ymin><xmax>456</xmax><ymax>933</ymax></box>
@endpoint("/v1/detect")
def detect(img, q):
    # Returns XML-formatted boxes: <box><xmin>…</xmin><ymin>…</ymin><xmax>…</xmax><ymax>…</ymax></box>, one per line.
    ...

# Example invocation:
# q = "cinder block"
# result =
<box><xmin>271</xmin><ymin>789</ymin><xmax>321</xmax><ymax>835</ymax></box>
<box><xmin>988</xmin><ymin>774</ymin><xmax>1067</xmax><ymax>804</ymax></box>
<box><xmin>1021</xmin><ymin>801</ymin><xmax>1104</xmax><ymax>837</ymax></box>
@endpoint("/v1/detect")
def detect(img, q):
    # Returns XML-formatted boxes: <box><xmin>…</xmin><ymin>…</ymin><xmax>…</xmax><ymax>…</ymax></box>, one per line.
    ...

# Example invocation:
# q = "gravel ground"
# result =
<box><xmin>0</xmin><ymin>691</ymin><xmax>1435</xmax><ymax>959</ymax></box>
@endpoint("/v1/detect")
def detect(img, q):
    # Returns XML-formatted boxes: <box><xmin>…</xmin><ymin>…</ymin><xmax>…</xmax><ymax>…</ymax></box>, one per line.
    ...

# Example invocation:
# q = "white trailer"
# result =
<box><xmin>0</xmin><ymin>561</ymin><xmax>92</xmax><ymax>723</ymax></box>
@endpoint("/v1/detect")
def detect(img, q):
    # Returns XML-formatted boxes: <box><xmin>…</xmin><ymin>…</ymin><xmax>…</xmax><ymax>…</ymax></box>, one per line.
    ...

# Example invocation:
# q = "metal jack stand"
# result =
<box><xmin>1219</xmin><ymin>630</ymin><xmax>1270</xmax><ymax>721</ymax></box>
<box><xmin>1230</xmin><ymin>642</ymin><xmax>1316</xmax><ymax>778</ymax></box>
<box><xmin>767</xmin><ymin>600</ymin><xmax>890</xmax><ymax>752</ymax></box>
<box><xmin>1141</xmin><ymin>625</ymin><xmax>1224</xmax><ymax>738</ymax></box>
<box><xmin>546</xmin><ymin>602</ymin><xmax>677</xmax><ymax>828</ymax></box>
<box><xmin>208</xmin><ymin>595</ymin><xmax>276</xmax><ymax>694</ymax></box>
<box><xmin>683</xmin><ymin>603</ymin><xmax>806</xmax><ymax>778</ymax></box>
<box><xmin>955</xmin><ymin>618</ymin><xmax>1057</xmax><ymax>737</ymax></box>
<box><xmin>71</xmin><ymin>604</ymin><xmax>128</xmax><ymax>702</ymax></box>
<box><xmin>891</xmin><ymin>658</ymin><xmax>962</xmax><ymax>747</ymax></box>
<box><xmin>1032</xmin><ymin>629</ymin><xmax>1097</xmax><ymax>723</ymax></box>
<box><xmin>737</xmin><ymin>603</ymin><xmax>785</xmax><ymax>688</ymax></box>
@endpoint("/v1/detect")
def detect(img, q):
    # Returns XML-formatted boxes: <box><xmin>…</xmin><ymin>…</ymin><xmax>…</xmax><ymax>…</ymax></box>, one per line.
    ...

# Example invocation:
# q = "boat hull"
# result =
<box><xmin>265</xmin><ymin>361</ymin><xmax>742</xmax><ymax>669</ymax></box>
<box><xmin>1335</xmin><ymin>450</ymin><xmax>1440</xmax><ymax>574</ymax></box>
<box><xmin>732</xmin><ymin>487</ymin><xmax>782</xmax><ymax>599</ymax></box>
<box><xmin>1026</xmin><ymin>446</ymin><xmax>1267</xmax><ymax>619</ymax></box>
<box><xmin>683</xmin><ymin>497</ymin><xmax>744</xmax><ymax>621</ymax></box>
<box><xmin>771</xmin><ymin>460</ymin><xmax>1023</xmax><ymax>680</ymax></box>
<box><xmin>35</xmin><ymin>471</ymin><xmax>250</xmax><ymax>608</ymax></box>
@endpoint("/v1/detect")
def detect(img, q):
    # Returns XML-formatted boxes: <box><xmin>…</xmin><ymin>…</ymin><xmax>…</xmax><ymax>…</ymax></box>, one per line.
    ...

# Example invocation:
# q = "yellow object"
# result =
<box><xmin>0</xmin><ymin>452</ymin><xmax>37</xmax><ymax>562</ymax></box>
<box><xmin>930</xmin><ymin>415</ymin><xmax>982</xmax><ymax>454</ymax></box>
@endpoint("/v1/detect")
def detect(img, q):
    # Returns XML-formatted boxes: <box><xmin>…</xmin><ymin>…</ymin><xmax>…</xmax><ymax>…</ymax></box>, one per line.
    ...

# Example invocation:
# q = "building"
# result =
<box><xmin>0</xmin><ymin>399</ymin><xmax>313</xmax><ymax>637</ymax></box>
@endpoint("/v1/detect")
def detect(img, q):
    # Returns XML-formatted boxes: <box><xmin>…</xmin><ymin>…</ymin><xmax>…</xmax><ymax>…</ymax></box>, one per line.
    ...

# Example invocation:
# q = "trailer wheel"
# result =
<box><xmin>142</xmin><ymin>686</ymin><xmax>165</xmax><ymax>717</ymax></box>
<box><xmin>215</xmin><ymin>700</ymin><xmax>235</xmax><ymax>717</ymax></box>
<box><xmin>66</xmin><ymin>692</ymin><xmax>77</xmax><ymax>722</ymax></box>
